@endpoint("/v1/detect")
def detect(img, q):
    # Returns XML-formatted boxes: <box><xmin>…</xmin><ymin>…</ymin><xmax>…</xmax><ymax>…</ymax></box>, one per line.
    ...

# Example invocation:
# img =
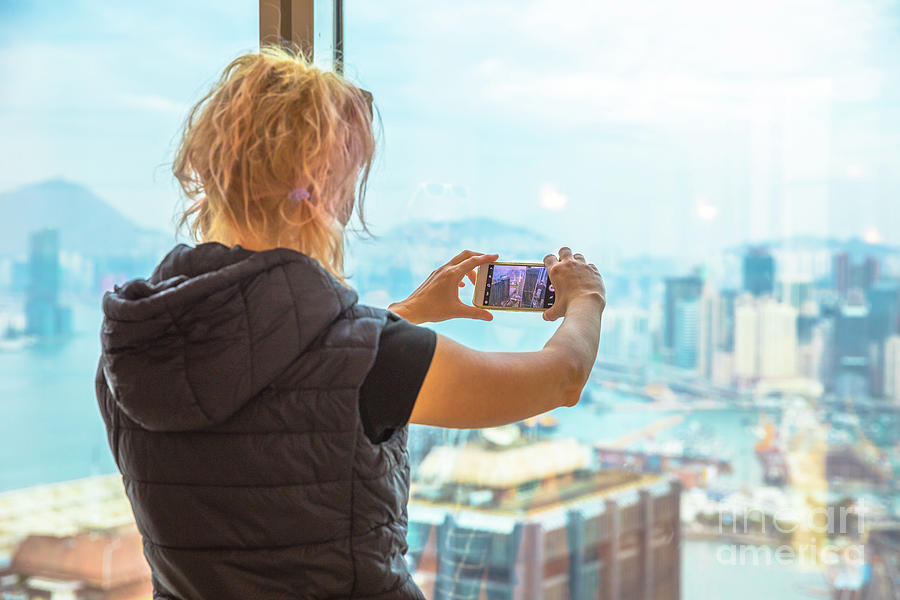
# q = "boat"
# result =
<box><xmin>754</xmin><ymin>421</ymin><xmax>789</xmax><ymax>486</ymax></box>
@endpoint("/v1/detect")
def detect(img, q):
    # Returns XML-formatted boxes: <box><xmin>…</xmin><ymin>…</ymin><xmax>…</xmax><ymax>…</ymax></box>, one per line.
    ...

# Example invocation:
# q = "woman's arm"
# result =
<box><xmin>388</xmin><ymin>250</ymin><xmax>498</xmax><ymax>324</ymax></box>
<box><xmin>409</xmin><ymin>247</ymin><xmax>605</xmax><ymax>429</ymax></box>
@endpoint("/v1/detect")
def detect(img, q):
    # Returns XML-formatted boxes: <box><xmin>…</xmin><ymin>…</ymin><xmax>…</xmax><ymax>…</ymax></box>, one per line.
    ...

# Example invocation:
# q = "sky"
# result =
<box><xmin>2</xmin><ymin>0</ymin><xmax>900</xmax><ymax>264</ymax></box>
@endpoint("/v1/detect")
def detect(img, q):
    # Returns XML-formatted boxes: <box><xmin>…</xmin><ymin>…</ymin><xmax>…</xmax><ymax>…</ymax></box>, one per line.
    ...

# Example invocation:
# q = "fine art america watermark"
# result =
<box><xmin>714</xmin><ymin>501</ymin><xmax>866</xmax><ymax>566</ymax></box>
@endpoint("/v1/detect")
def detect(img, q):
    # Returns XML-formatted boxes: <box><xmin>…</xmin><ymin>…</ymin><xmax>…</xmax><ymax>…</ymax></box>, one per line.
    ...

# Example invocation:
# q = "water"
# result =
<box><xmin>0</xmin><ymin>305</ymin><xmax>828</xmax><ymax>599</ymax></box>
<box><xmin>683</xmin><ymin>541</ymin><xmax>826</xmax><ymax>599</ymax></box>
<box><xmin>0</xmin><ymin>304</ymin><xmax>115</xmax><ymax>492</ymax></box>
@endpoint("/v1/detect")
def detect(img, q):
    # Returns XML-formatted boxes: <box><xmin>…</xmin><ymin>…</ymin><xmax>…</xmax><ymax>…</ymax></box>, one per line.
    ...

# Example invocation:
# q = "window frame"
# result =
<box><xmin>259</xmin><ymin>0</ymin><xmax>344</xmax><ymax>74</ymax></box>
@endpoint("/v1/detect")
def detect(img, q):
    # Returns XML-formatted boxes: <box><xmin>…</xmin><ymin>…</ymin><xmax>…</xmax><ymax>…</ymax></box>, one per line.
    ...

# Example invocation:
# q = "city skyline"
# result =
<box><xmin>3</xmin><ymin>1</ymin><xmax>900</xmax><ymax>597</ymax></box>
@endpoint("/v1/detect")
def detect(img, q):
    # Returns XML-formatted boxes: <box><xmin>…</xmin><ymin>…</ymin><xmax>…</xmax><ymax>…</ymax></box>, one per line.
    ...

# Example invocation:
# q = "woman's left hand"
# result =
<box><xmin>388</xmin><ymin>250</ymin><xmax>499</xmax><ymax>324</ymax></box>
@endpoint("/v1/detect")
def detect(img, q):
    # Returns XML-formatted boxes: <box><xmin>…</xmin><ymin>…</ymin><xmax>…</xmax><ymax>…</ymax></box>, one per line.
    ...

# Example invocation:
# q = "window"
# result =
<box><xmin>1</xmin><ymin>2</ymin><xmax>898</xmax><ymax>599</ymax></box>
<box><xmin>344</xmin><ymin>2</ymin><xmax>900</xmax><ymax>598</ymax></box>
<box><xmin>0</xmin><ymin>1</ymin><xmax>258</xmax><ymax>593</ymax></box>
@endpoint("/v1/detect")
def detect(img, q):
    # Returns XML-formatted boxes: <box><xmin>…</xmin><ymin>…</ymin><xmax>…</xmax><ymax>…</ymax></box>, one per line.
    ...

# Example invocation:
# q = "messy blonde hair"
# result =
<box><xmin>174</xmin><ymin>45</ymin><xmax>375</xmax><ymax>285</ymax></box>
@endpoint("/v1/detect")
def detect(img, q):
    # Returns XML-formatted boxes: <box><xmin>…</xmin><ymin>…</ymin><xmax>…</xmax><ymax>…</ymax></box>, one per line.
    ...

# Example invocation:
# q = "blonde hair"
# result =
<box><xmin>174</xmin><ymin>45</ymin><xmax>376</xmax><ymax>285</ymax></box>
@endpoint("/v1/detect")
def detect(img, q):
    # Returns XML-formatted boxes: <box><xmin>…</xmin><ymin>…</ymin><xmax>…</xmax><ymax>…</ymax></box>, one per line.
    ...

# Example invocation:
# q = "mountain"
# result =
<box><xmin>346</xmin><ymin>217</ymin><xmax>550</xmax><ymax>299</ymax></box>
<box><xmin>0</xmin><ymin>179</ymin><xmax>174</xmax><ymax>256</ymax></box>
<box><xmin>352</xmin><ymin>217</ymin><xmax>548</xmax><ymax>261</ymax></box>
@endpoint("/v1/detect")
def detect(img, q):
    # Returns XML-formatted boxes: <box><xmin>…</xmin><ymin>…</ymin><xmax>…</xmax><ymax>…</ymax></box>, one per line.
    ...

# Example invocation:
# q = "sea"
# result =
<box><xmin>0</xmin><ymin>299</ymin><xmax>828</xmax><ymax>598</ymax></box>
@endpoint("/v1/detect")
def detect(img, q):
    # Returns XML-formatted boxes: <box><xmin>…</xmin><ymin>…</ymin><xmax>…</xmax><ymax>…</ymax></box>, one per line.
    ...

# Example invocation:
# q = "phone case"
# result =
<box><xmin>473</xmin><ymin>261</ymin><xmax>550</xmax><ymax>312</ymax></box>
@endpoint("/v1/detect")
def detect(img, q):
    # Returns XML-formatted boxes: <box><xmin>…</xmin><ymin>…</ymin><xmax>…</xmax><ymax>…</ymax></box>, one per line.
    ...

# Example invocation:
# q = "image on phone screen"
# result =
<box><xmin>482</xmin><ymin>264</ymin><xmax>555</xmax><ymax>309</ymax></box>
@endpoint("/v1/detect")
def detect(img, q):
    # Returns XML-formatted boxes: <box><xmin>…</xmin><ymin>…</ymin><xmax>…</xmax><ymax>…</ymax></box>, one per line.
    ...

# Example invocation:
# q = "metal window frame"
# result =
<box><xmin>259</xmin><ymin>0</ymin><xmax>344</xmax><ymax>74</ymax></box>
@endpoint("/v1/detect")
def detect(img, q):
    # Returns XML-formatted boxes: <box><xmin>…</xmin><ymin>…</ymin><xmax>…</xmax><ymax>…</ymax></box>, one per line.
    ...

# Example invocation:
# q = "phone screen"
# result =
<box><xmin>482</xmin><ymin>264</ymin><xmax>555</xmax><ymax>309</ymax></box>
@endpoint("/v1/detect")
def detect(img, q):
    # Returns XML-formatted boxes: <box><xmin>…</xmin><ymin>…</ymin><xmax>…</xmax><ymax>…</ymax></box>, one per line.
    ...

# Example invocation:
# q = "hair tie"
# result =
<box><xmin>288</xmin><ymin>187</ymin><xmax>310</xmax><ymax>203</ymax></box>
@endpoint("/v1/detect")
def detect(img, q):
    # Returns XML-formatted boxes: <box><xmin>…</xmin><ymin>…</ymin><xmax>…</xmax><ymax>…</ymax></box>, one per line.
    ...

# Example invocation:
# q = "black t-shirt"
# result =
<box><xmin>358</xmin><ymin>312</ymin><xmax>437</xmax><ymax>444</ymax></box>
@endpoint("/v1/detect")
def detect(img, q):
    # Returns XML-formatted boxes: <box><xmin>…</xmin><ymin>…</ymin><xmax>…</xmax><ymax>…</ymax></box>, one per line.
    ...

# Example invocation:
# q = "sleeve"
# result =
<box><xmin>358</xmin><ymin>312</ymin><xmax>437</xmax><ymax>444</ymax></box>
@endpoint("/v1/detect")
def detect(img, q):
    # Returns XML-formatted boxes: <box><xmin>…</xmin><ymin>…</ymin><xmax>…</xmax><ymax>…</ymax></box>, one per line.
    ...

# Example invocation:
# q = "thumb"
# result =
<box><xmin>457</xmin><ymin>302</ymin><xmax>494</xmax><ymax>321</ymax></box>
<box><xmin>542</xmin><ymin>305</ymin><xmax>562</xmax><ymax>321</ymax></box>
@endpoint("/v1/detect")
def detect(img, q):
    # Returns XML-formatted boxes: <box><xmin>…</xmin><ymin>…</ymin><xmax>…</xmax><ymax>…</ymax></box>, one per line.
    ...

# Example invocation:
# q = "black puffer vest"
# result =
<box><xmin>95</xmin><ymin>242</ymin><xmax>425</xmax><ymax>600</ymax></box>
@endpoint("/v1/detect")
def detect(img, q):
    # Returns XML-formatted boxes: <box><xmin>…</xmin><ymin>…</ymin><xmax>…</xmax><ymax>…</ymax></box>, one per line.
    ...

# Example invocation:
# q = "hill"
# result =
<box><xmin>0</xmin><ymin>180</ymin><xmax>173</xmax><ymax>256</ymax></box>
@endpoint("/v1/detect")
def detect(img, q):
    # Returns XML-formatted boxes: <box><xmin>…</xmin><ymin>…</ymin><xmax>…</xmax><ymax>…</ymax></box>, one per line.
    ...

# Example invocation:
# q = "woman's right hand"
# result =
<box><xmin>541</xmin><ymin>246</ymin><xmax>605</xmax><ymax>321</ymax></box>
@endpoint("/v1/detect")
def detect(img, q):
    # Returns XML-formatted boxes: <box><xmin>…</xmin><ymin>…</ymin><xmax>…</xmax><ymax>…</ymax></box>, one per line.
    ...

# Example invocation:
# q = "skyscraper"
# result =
<box><xmin>24</xmin><ymin>229</ymin><xmax>72</xmax><ymax>338</ymax></box>
<box><xmin>867</xmin><ymin>281</ymin><xmax>900</xmax><ymax>396</ymax></box>
<box><xmin>833</xmin><ymin>252</ymin><xmax>881</xmax><ymax>299</ymax></box>
<box><xmin>597</xmin><ymin>305</ymin><xmax>651</xmax><ymax>365</ymax></box>
<box><xmin>521</xmin><ymin>267</ymin><xmax>539</xmax><ymax>309</ymax></box>
<box><xmin>758</xmin><ymin>298</ymin><xmax>798</xmax><ymax>379</ymax></box>
<box><xmin>742</xmin><ymin>248</ymin><xmax>775</xmax><ymax>297</ymax></box>
<box><xmin>664</xmin><ymin>276</ymin><xmax>703</xmax><ymax>356</ymax></box>
<box><xmin>717</xmin><ymin>289</ymin><xmax>738</xmax><ymax>353</ymax></box>
<box><xmin>489</xmin><ymin>276</ymin><xmax>511</xmax><ymax>307</ymax></box>
<box><xmin>833</xmin><ymin>252</ymin><xmax>851</xmax><ymax>297</ymax></box>
<box><xmin>674</xmin><ymin>298</ymin><xmax>699</xmax><ymax>369</ymax></box>
<box><xmin>733</xmin><ymin>296</ymin><xmax>759</xmax><ymax>382</ymax></box>
<box><xmin>698</xmin><ymin>286</ymin><xmax>720</xmax><ymax>380</ymax></box>
<box><xmin>834</xmin><ymin>302</ymin><xmax>871</xmax><ymax>389</ymax></box>
<box><xmin>885</xmin><ymin>336</ymin><xmax>900</xmax><ymax>401</ymax></box>
<box><xmin>733</xmin><ymin>295</ymin><xmax>798</xmax><ymax>383</ymax></box>
<box><xmin>776</xmin><ymin>278</ymin><xmax>812</xmax><ymax>310</ymax></box>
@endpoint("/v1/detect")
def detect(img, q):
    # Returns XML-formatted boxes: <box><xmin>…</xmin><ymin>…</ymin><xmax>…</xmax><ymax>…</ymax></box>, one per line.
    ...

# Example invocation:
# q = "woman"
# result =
<box><xmin>95</xmin><ymin>46</ymin><xmax>605</xmax><ymax>599</ymax></box>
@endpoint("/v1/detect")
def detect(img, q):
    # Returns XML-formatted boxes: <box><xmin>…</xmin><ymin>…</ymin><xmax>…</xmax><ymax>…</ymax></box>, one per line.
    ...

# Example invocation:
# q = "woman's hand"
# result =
<box><xmin>541</xmin><ymin>247</ymin><xmax>606</xmax><ymax>322</ymax></box>
<box><xmin>388</xmin><ymin>250</ymin><xmax>499</xmax><ymax>324</ymax></box>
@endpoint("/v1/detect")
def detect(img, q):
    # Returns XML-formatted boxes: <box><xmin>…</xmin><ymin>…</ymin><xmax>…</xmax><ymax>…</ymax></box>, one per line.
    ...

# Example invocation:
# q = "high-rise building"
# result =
<box><xmin>834</xmin><ymin>303</ymin><xmax>870</xmax><ymax>378</ymax></box>
<box><xmin>833</xmin><ymin>252</ymin><xmax>880</xmax><ymax>299</ymax></box>
<box><xmin>407</xmin><ymin>437</ymin><xmax>681</xmax><ymax>599</ymax></box>
<box><xmin>674</xmin><ymin>298</ymin><xmax>699</xmax><ymax>369</ymax></box>
<box><xmin>833</xmin><ymin>252</ymin><xmax>850</xmax><ymax>297</ymax></box>
<box><xmin>885</xmin><ymin>336</ymin><xmax>900</xmax><ymax>401</ymax></box>
<box><xmin>758</xmin><ymin>298</ymin><xmax>799</xmax><ymax>379</ymax></box>
<box><xmin>664</xmin><ymin>276</ymin><xmax>703</xmax><ymax>355</ymax></box>
<box><xmin>597</xmin><ymin>305</ymin><xmax>651</xmax><ymax>365</ymax></box>
<box><xmin>733</xmin><ymin>295</ymin><xmax>798</xmax><ymax>383</ymax></box>
<box><xmin>863</xmin><ymin>256</ymin><xmax>880</xmax><ymax>290</ymax></box>
<box><xmin>733</xmin><ymin>296</ymin><xmax>758</xmax><ymax>382</ymax></box>
<box><xmin>697</xmin><ymin>286</ymin><xmax>720</xmax><ymax>379</ymax></box>
<box><xmin>24</xmin><ymin>229</ymin><xmax>72</xmax><ymax>337</ymax></box>
<box><xmin>717</xmin><ymin>289</ymin><xmax>738</xmax><ymax>352</ymax></box>
<box><xmin>742</xmin><ymin>248</ymin><xmax>775</xmax><ymax>297</ymax></box>
<box><xmin>521</xmin><ymin>267</ymin><xmax>540</xmax><ymax>309</ymax></box>
<box><xmin>868</xmin><ymin>281</ymin><xmax>900</xmax><ymax>340</ymax></box>
<box><xmin>866</xmin><ymin>281</ymin><xmax>900</xmax><ymax>395</ymax></box>
<box><xmin>776</xmin><ymin>278</ymin><xmax>812</xmax><ymax>310</ymax></box>
<box><xmin>489</xmin><ymin>276</ymin><xmax>511</xmax><ymax>307</ymax></box>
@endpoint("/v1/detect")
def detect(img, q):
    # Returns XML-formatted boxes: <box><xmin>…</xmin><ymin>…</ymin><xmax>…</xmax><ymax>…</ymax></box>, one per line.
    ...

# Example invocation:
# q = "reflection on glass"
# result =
<box><xmin>344</xmin><ymin>1</ymin><xmax>900</xmax><ymax>598</ymax></box>
<box><xmin>0</xmin><ymin>1</ymin><xmax>258</xmax><ymax>595</ymax></box>
<box><xmin>0</xmin><ymin>0</ymin><xmax>898</xmax><ymax>598</ymax></box>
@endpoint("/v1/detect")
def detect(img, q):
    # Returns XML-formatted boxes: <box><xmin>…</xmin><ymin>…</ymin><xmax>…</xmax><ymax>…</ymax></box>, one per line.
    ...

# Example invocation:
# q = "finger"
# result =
<box><xmin>574</xmin><ymin>253</ymin><xmax>586</xmax><ymax>262</ymax></box>
<box><xmin>455</xmin><ymin>253</ymin><xmax>498</xmax><ymax>276</ymax></box>
<box><xmin>558</xmin><ymin>246</ymin><xmax>573</xmax><ymax>260</ymax></box>
<box><xmin>589</xmin><ymin>263</ymin><xmax>599</xmax><ymax>272</ymax></box>
<box><xmin>465</xmin><ymin>270</ymin><xmax>477</xmax><ymax>285</ymax></box>
<box><xmin>457</xmin><ymin>301</ymin><xmax>494</xmax><ymax>321</ymax></box>
<box><xmin>542</xmin><ymin>305</ymin><xmax>562</xmax><ymax>321</ymax></box>
<box><xmin>449</xmin><ymin>249</ymin><xmax>481</xmax><ymax>266</ymax></box>
<box><xmin>458</xmin><ymin>281</ymin><xmax>465</xmax><ymax>288</ymax></box>
<box><xmin>543</xmin><ymin>253</ymin><xmax>559</xmax><ymax>269</ymax></box>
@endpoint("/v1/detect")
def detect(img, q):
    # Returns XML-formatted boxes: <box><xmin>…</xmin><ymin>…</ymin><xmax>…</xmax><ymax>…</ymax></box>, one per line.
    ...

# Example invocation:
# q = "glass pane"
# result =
<box><xmin>313</xmin><ymin>0</ymin><xmax>336</xmax><ymax>71</ymax></box>
<box><xmin>0</xmin><ymin>0</ymin><xmax>257</xmax><ymax>589</ymax></box>
<box><xmin>345</xmin><ymin>2</ymin><xmax>900</xmax><ymax>599</ymax></box>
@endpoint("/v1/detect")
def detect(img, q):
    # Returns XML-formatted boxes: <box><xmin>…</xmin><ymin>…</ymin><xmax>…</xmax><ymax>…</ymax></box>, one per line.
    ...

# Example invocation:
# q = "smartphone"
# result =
<box><xmin>472</xmin><ymin>261</ymin><xmax>555</xmax><ymax>312</ymax></box>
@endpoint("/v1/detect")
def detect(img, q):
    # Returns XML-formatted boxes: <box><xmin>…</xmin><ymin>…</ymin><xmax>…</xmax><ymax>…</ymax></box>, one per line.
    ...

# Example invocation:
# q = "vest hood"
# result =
<box><xmin>99</xmin><ymin>242</ymin><xmax>356</xmax><ymax>432</ymax></box>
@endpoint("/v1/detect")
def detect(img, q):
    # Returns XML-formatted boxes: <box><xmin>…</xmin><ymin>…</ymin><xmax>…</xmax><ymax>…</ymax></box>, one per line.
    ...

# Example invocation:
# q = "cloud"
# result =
<box><xmin>120</xmin><ymin>93</ymin><xmax>190</xmax><ymax>114</ymax></box>
<box><xmin>538</xmin><ymin>183</ymin><xmax>568</xmax><ymax>211</ymax></box>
